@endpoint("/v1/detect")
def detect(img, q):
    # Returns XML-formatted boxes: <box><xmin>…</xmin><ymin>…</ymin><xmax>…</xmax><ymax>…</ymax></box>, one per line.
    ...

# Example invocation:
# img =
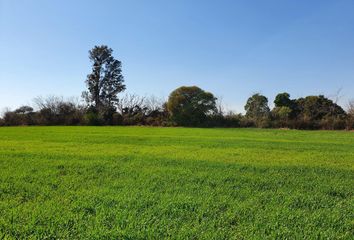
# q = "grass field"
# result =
<box><xmin>0</xmin><ymin>127</ymin><xmax>353</xmax><ymax>239</ymax></box>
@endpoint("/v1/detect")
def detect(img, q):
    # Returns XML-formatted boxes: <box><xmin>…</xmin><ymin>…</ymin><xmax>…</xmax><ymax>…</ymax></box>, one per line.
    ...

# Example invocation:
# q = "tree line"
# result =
<box><xmin>1</xmin><ymin>45</ymin><xmax>354</xmax><ymax>130</ymax></box>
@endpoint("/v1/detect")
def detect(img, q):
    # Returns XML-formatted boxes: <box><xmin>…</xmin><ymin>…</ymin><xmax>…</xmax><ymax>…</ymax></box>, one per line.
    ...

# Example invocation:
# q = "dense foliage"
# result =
<box><xmin>1</xmin><ymin>91</ymin><xmax>351</xmax><ymax>129</ymax></box>
<box><xmin>1</xmin><ymin>46</ymin><xmax>353</xmax><ymax>129</ymax></box>
<box><xmin>244</xmin><ymin>93</ymin><xmax>271</xmax><ymax>128</ymax></box>
<box><xmin>167</xmin><ymin>86</ymin><xmax>217</xmax><ymax>126</ymax></box>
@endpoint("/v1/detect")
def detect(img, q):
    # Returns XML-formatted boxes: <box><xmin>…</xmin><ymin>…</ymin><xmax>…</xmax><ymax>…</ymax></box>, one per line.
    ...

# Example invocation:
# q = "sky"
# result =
<box><xmin>1</xmin><ymin>0</ymin><xmax>354</xmax><ymax>113</ymax></box>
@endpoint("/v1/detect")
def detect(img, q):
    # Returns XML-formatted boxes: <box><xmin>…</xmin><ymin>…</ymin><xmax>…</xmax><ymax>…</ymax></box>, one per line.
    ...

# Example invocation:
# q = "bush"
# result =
<box><xmin>84</xmin><ymin>112</ymin><xmax>104</xmax><ymax>126</ymax></box>
<box><xmin>320</xmin><ymin>116</ymin><xmax>346</xmax><ymax>130</ymax></box>
<box><xmin>216</xmin><ymin>113</ymin><xmax>242</xmax><ymax>127</ymax></box>
<box><xmin>240</xmin><ymin>117</ymin><xmax>255</xmax><ymax>128</ymax></box>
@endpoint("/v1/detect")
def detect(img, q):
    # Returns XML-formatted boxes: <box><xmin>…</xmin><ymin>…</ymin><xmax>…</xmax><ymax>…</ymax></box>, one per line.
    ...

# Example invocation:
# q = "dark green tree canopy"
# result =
<box><xmin>167</xmin><ymin>86</ymin><xmax>217</xmax><ymax>126</ymax></box>
<box><xmin>296</xmin><ymin>95</ymin><xmax>346</xmax><ymax>121</ymax></box>
<box><xmin>245</xmin><ymin>93</ymin><xmax>270</xmax><ymax>119</ymax></box>
<box><xmin>273</xmin><ymin>92</ymin><xmax>298</xmax><ymax>119</ymax></box>
<box><xmin>274</xmin><ymin>92</ymin><xmax>292</xmax><ymax>108</ymax></box>
<box><xmin>83</xmin><ymin>45</ymin><xmax>125</xmax><ymax>112</ymax></box>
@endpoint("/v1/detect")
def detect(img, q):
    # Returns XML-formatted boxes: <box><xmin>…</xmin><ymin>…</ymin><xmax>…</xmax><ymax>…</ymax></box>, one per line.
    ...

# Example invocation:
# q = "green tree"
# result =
<box><xmin>82</xmin><ymin>45</ymin><xmax>125</xmax><ymax>113</ymax></box>
<box><xmin>245</xmin><ymin>94</ymin><xmax>270</xmax><ymax>118</ymax></box>
<box><xmin>274</xmin><ymin>92</ymin><xmax>292</xmax><ymax>108</ymax></box>
<box><xmin>273</xmin><ymin>92</ymin><xmax>299</xmax><ymax>119</ymax></box>
<box><xmin>295</xmin><ymin>95</ymin><xmax>347</xmax><ymax>129</ymax></box>
<box><xmin>296</xmin><ymin>95</ymin><xmax>346</xmax><ymax>121</ymax></box>
<box><xmin>272</xmin><ymin>106</ymin><xmax>292</xmax><ymax>127</ymax></box>
<box><xmin>167</xmin><ymin>86</ymin><xmax>217</xmax><ymax>126</ymax></box>
<box><xmin>272</xmin><ymin>92</ymin><xmax>298</xmax><ymax>127</ymax></box>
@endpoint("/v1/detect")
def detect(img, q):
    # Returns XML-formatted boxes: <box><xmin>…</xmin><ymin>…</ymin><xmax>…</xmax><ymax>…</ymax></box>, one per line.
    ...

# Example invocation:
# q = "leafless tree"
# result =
<box><xmin>345</xmin><ymin>99</ymin><xmax>354</xmax><ymax>130</ymax></box>
<box><xmin>31</xmin><ymin>95</ymin><xmax>85</xmax><ymax>125</ymax></box>
<box><xmin>328</xmin><ymin>87</ymin><xmax>344</xmax><ymax>104</ymax></box>
<box><xmin>33</xmin><ymin>95</ymin><xmax>64</xmax><ymax>114</ymax></box>
<box><xmin>0</xmin><ymin>107</ymin><xmax>11</xmax><ymax>118</ymax></box>
<box><xmin>144</xmin><ymin>95</ymin><xmax>166</xmax><ymax>113</ymax></box>
<box><xmin>347</xmin><ymin>99</ymin><xmax>354</xmax><ymax>116</ymax></box>
<box><xmin>215</xmin><ymin>96</ymin><xmax>225</xmax><ymax>115</ymax></box>
<box><xmin>33</xmin><ymin>96</ymin><xmax>84</xmax><ymax>113</ymax></box>
<box><xmin>117</xmin><ymin>93</ymin><xmax>146</xmax><ymax>115</ymax></box>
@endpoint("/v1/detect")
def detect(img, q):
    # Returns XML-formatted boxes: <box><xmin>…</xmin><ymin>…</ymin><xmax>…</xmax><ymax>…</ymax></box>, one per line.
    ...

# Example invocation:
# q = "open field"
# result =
<box><xmin>0</xmin><ymin>127</ymin><xmax>353</xmax><ymax>239</ymax></box>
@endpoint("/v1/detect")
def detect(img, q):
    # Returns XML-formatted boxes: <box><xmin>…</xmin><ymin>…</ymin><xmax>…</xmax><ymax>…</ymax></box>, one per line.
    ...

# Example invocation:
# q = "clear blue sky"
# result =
<box><xmin>1</xmin><ymin>0</ymin><xmax>354</xmax><ymax>112</ymax></box>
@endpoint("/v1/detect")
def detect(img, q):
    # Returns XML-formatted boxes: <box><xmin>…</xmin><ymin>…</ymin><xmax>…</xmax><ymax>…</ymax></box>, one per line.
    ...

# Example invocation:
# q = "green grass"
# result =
<box><xmin>0</xmin><ymin>127</ymin><xmax>353</xmax><ymax>239</ymax></box>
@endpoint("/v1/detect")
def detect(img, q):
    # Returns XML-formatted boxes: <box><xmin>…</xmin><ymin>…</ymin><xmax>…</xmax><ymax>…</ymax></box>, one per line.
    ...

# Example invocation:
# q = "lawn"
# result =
<box><xmin>0</xmin><ymin>127</ymin><xmax>353</xmax><ymax>239</ymax></box>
